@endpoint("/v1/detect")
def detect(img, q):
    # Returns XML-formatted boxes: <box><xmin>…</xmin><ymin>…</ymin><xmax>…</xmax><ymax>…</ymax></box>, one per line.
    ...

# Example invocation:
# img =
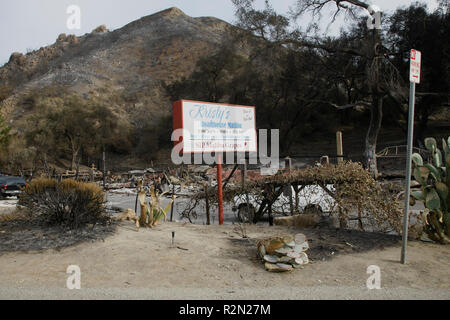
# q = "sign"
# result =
<box><xmin>173</xmin><ymin>100</ymin><xmax>257</xmax><ymax>154</ymax></box>
<box><xmin>410</xmin><ymin>49</ymin><xmax>422</xmax><ymax>84</ymax></box>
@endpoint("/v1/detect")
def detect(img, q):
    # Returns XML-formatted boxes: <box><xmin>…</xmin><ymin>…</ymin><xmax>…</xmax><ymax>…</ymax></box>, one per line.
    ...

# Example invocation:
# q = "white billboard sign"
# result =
<box><xmin>173</xmin><ymin>100</ymin><xmax>257</xmax><ymax>153</ymax></box>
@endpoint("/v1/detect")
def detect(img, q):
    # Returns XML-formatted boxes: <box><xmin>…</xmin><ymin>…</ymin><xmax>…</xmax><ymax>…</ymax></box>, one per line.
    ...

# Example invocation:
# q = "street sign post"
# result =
<box><xmin>401</xmin><ymin>49</ymin><xmax>421</xmax><ymax>264</ymax></box>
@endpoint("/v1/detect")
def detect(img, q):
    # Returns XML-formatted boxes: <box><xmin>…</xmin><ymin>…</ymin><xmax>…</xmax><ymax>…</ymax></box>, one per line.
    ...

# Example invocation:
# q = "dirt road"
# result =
<box><xmin>0</xmin><ymin>221</ymin><xmax>449</xmax><ymax>300</ymax></box>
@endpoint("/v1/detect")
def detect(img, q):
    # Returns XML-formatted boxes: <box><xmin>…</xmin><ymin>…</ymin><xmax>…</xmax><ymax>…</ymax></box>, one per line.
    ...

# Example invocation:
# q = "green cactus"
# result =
<box><xmin>147</xmin><ymin>187</ymin><xmax>175</xmax><ymax>227</ymax></box>
<box><xmin>411</xmin><ymin>136</ymin><xmax>450</xmax><ymax>244</ymax></box>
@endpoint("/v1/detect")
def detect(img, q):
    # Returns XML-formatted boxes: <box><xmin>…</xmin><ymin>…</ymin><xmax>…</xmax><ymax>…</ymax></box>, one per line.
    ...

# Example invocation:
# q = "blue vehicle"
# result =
<box><xmin>0</xmin><ymin>175</ymin><xmax>26</xmax><ymax>199</ymax></box>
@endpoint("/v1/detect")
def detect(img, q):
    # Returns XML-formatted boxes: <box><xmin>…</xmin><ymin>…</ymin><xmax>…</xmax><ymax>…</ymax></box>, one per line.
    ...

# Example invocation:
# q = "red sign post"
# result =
<box><xmin>217</xmin><ymin>153</ymin><xmax>224</xmax><ymax>225</ymax></box>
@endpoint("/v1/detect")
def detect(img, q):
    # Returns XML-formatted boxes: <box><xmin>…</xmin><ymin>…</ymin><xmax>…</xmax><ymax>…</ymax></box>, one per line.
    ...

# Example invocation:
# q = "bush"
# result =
<box><xmin>19</xmin><ymin>178</ymin><xmax>109</xmax><ymax>229</ymax></box>
<box><xmin>411</xmin><ymin>137</ymin><xmax>450</xmax><ymax>244</ymax></box>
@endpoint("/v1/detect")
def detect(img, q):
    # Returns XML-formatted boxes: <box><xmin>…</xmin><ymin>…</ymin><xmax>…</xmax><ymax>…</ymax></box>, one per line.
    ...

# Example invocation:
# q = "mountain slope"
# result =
<box><xmin>0</xmin><ymin>7</ymin><xmax>231</xmax><ymax>129</ymax></box>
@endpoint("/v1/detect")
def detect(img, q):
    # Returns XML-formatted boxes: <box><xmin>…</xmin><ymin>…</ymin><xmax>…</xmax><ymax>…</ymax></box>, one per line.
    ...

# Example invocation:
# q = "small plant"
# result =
<box><xmin>411</xmin><ymin>137</ymin><xmax>450</xmax><ymax>244</ymax></box>
<box><xmin>148</xmin><ymin>187</ymin><xmax>175</xmax><ymax>227</ymax></box>
<box><xmin>19</xmin><ymin>178</ymin><xmax>109</xmax><ymax>229</ymax></box>
<box><xmin>137</xmin><ymin>184</ymin><xmax>175</xmax><ymax>229</ymax></box>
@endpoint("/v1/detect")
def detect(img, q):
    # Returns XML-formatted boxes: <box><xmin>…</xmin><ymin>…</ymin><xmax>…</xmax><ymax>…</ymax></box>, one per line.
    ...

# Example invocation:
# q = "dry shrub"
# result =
<box><xmin>18</xmin><ymin>178</ymin><xmax>109</xmax><ymax>229</ymax></box>
<box><xmin>0</xmin><ymin>210</ymin><xmax>32</xmax><ymax>223</ymax></box>
<box><xmin>185</xmin><ymin>162</ymin><xmax>402</xmax><ymax>233</ymax></box>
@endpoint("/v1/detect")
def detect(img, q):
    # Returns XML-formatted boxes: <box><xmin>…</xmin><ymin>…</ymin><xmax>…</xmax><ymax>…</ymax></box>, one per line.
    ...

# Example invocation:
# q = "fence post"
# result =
<box><xmin>170</xmin><ymin>184</ymin><xmax>175</xmax><ymax>222</ymax></box>
<box><xmin>336</xmin><ymin>131</ymin><xmax>344</xmax><ymax>164</ymax></box>
<box><xmin>241</xmin><ymin>158</ymin><xmax>250</xmax><ymax>210</ymax></box>
<box><xmin>285</xmin><ymin>157</ymin><xmax>294</xmax><ymax>215</ymax></box>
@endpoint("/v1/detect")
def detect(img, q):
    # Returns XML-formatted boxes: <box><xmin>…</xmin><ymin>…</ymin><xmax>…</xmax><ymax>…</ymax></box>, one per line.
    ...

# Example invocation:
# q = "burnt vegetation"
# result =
<box><xmin>0</xmin><ymin>2</ymin><xmax>448</xmax><ymax>174</ymax></box>
<box><xmin>168</xmin><ymin>0</ymin><xmax>450</xmax><ymax>174</ymax></box>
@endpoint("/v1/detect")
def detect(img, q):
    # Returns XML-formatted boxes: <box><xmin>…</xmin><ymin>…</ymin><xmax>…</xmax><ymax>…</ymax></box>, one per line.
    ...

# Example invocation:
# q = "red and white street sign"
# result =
<box><xmin>410</xmin><ymin>49</ymin><xmax>421</xmax><ymax>84</ymax></box>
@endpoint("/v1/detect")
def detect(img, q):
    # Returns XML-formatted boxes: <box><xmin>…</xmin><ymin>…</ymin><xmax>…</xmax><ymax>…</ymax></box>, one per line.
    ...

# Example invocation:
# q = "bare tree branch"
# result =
<box><xmin>301</xmin><ymin>98</ymin><xmax>371</xmax><ymax>110</ymax></box>
<box><xmin>275</xmin><ymin>38</ymin><xmax>363</xmax><ymax>56</ymax></box>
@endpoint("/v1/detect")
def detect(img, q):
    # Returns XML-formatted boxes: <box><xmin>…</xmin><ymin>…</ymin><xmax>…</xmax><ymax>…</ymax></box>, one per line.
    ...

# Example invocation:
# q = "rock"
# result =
<box><xmin>265</xmin><ymin>262</ymin><xmax>292</xmax><ymax>273</ymax></box>
<box><xmin>57</xmin><ymin>33</ymin><xmax>67</xmax><ymax>42</ymax></box>
<box><xmin>275</xmin><ymin>247</ymin><xmax>293</xmax><ymax>255</ymax></box>
<box><xmin>9</xmin><ymin>52</ymin><xmax>26</xmax><ymax>66</ymax></box>
<box><xmin>258</xmin><ymin>244</ymin><xmax>266</xmax><ymax>258</ymax></box>
<box><xmin>282</xmin><ymin>235</ymin><xmax>294</xmax><ymax>244</ymax></box>
<box><xmin>66</xmin><ymin>34</ymin><xmax>79</xmax><ymax>44</ymax></box>
<box><xmin>263</xmin><ymin>255</ymin><xmax>279</xmax><ymax>263</ymax></box>
<box><xmin>293</xmin><ymin>241</ymin><xmax>309</xmax><ymax>253</ymax></box>
<box><xmin>295</xmin><ymin>233</ymin><xmax>306</xmax><ymax>244</ymax></box>
<box><xmin>259</xmin><ymin>234</ymin><xmax>310</xmax><ymax>272</ymax></box>
<box><xmin>276</xmin><ymin>263</ymin><xmax>293</xmax><ymax>271</ymax></box>
<box><xmin>287</xmin><ymin>251</ymin><xmax>301</xmax><ymax>259</ymax></box>
<box><xmin>118</xmin><ymin>208</ymin><xmax>138</xmax><ymax>221</ymax></box>
<box><xmin>285</xmin><ymin>241</ymin><xmax>296</xmax><ymax>247</ymax></box>
<box><xmin>265</xmin><ymin>238</ymin><xmax>285</xmax><ymax>255</ymax></box>
<box><xmin>264</xmin><ymin>262</ymin><xmax>280</xmax><ymax>272</ymax></box>
<box><xmin>300</xmin><ymin>252</ymin><xmax>309</xmax><ymax>264</ymax></box>
<box><xmin>294</xmin><ymin>253</ymin><xmax>309</xmax><ymax>265</ymax></box>
<box><xmin>92</xmin><ymin>25</ymin><xmax>109</xmax><ymax>33</ymax></box>
<box><xmin>279</xmin><ymin>256</ymin><xmax>293</xmax><ymax>263</ymax></box>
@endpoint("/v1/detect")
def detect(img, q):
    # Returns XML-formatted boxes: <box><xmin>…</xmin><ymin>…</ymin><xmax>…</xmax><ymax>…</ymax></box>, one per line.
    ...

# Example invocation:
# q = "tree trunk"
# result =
<box><xmin>364</xmin><ymin>96</ymin><xmax>383</xmax><ymax>176</ymax></box>
<box><xmin>70</xmin><ymin>142</ymin><xmax>80</xmax><ymax>171</ymax></box>
<box><xmin>363</xmin><ymin>24</ymin><xmax>384</xmax><ymax>177</ymax></box>
<box><xmin>415</xmin><ymin>109</ymin><xmax>429</xmax><ymax>148</ymax></box>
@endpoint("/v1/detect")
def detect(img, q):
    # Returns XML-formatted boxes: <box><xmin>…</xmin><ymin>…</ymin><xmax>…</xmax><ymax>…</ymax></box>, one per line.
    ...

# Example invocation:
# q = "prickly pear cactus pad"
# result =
<box><xmin>411</xmin><ymin>136</ymin><xmax>450</xmax><ymax>244</ymax></box>
<box><xmin>257</xmin><ymin>234</ymin><xmax>310</xmax><ymax>272</ymax></box>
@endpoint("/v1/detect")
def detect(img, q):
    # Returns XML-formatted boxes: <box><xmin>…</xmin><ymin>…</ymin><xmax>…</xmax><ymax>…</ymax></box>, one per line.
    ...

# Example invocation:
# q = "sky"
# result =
<box><xmin>0</xmin><ymin>0</ymin><xmax>440</xmax><ymax>65</ymax></box>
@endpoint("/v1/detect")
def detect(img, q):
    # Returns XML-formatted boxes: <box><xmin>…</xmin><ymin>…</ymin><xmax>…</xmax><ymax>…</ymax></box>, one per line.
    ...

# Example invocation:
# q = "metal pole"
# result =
<box><xmin>217</xmin><ymin>153</ymin><xmax>224</xmax><ymax>225</ymax></box>
<box><xmin>401</xmin><ymin>82</ymin><xmax>416</xmax><ymax>265</ymax></box>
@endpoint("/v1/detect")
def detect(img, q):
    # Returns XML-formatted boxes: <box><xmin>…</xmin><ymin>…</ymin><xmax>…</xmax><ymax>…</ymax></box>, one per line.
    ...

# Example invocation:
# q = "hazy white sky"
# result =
<box><xmin>0</xmin><ymin>0</ymin><xmax>439</xmax><ymax>65</ymax></box>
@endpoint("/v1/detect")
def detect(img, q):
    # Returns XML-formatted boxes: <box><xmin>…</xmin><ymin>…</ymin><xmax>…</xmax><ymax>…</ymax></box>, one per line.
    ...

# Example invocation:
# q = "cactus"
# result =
<box><xmin>411</xmin><ymin>137</ymin><xmax>450</xmax><ymax>244</ymax></box>
<box><xmin>147</xmin><ymin>187</ymin><xmax>175</xmax><ymax>227</ymax></box>
<box><xmin>136</xmin><ymin>180</ymin><xmax>175</xmax><ymax>229</ymax></box>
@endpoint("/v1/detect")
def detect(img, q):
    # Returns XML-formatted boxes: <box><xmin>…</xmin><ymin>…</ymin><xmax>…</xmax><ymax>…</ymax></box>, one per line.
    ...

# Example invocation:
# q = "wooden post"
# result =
<box><xmin>284</xmin><ymin>157</ymin><xmax>292</xmax><ymax>171</ymax></box>
<box><xmin>170</xmin><ymin>184</ymin><xmax>175</xmax><ymax>222</ymax></box>
<box><xmin>285</xmin><ymin>157</ymin><xmax>294</xmax><ymax>215</ymax></box>
<box><xmin>241</xmin><ymin>158</ymin><xmax>250</xmax><ymax>210</ymax></box>
<box><xmin>293</xmin><ymin>185</ymin><xmax>300</xmax><ymax>214</ymax></box>
<box><xmin>135</xmin><ymin>180</ymin><xmax>141</xmax><ymax>218</ymax></box>
<box><xmin>90</xmin><ymin>163</ymin><xmax>95</xmax><ymax>182</ymax></box>
<box><xmin>102</xmin><ymin>145</ymin><xmax>106</xmax><ymax>188</ymax></box>
<box><xmin>336</xmin><ymin>131</ymin><xmax>344</xmax><ymax>164</ymax></box>
<box><xmin>320</xmin><ymin>156</ymin><xmax>330</xmax><ymax>166</ymax></box>
<box><xmin>222</xmin><ymin>164</ymin><xmax>238</xmax><ymax>190</ymax></box>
